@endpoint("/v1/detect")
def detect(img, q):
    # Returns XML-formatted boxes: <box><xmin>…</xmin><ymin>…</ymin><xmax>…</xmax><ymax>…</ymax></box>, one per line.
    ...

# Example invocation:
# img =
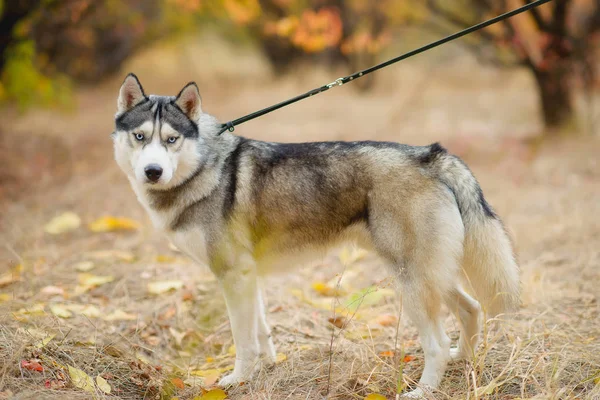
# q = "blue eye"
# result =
<box><xmin>167</xmin><ymin>136</ymin><xmax>178</xmax><ymax>144</ymax></box>
<box><xmin>134</xmin><ymin>133</ymin><xmax>144</xmax><ymax>141</ymax></box>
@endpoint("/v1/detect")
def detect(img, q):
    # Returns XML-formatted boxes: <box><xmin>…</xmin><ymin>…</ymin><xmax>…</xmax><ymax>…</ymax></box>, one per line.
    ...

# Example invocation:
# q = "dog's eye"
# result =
<box><xmin>134</xmin><ymin>133</ymin><xmax>145</xmax><ymax>141</ymax></box>
<box><xmin>167</xmin><ymin>136</ymin><xmax>178</xmax><ymax>144</ymax></box>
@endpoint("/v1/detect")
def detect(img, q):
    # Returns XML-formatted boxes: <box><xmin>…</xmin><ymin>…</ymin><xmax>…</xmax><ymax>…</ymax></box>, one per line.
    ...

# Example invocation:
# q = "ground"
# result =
<box><xmin>1</xmin><ymin>35</ymin><xmax>599</xmax><ymax>399</ymax></box>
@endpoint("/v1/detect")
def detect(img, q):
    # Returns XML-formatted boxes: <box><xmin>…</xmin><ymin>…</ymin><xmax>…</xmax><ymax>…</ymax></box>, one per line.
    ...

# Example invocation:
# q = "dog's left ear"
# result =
<box><xmin>175</xmin><ymin>82</ymin><xmax>202</xmax><ymax>121</ymax></box>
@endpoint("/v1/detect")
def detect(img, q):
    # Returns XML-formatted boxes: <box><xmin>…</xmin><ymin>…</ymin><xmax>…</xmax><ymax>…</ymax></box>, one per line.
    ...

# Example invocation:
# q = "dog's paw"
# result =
<box><xmin>402</xmin><ymin>387</ymin><xmax>427</xmax><ymax>399</ymax></box>
<box><xmin>449</xmin><ymin>347</ymin><xmax>466</xmax><ymax>361</ymax></box>
<box><xmin>218</xmin><ymin>373</ymin><xmax>247</xmax><ymax>388</ymax></box>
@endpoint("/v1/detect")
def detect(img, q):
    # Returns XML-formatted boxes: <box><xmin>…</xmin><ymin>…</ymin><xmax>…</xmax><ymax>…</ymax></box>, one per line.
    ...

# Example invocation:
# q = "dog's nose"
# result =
<box><xmin>144</xmin><ymin>164</ymin><xmax>163</xmax><ymax>182</ymax></box>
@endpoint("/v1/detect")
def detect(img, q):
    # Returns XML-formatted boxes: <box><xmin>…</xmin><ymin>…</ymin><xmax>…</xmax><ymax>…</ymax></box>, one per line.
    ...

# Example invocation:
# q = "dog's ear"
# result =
<box><xmin>175</xmin><ymin>82</ymin><xmax>202</xmax><ymax>120</ymax></box>
<box><xmin>117</xmin><ymin>73</ymin><xmax>146</xmax><ymax>114</ymax></box>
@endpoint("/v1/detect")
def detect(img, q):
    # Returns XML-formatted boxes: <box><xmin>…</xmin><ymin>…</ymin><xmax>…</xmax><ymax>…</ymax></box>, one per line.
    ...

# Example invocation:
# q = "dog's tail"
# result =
<box><xmin>424</xmin><ymin>143</ymin><xmax>520</xmax><ymax>316</ymax></box>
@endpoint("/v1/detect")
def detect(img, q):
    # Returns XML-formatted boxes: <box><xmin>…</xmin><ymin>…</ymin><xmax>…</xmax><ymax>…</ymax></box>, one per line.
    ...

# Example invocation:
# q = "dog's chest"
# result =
<box><xmin>166</xmin><ymin>227</ymin><xmax>210</xmax><ymax>265</ymax></box>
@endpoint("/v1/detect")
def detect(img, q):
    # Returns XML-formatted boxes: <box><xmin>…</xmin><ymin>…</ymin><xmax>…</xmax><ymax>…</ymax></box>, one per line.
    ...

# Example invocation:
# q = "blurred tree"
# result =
<box><xmin>425</xmin><ymin>0</ymin><xmax>600</xmax><ymax>130</ymax></box>
<box><xmin>0</xmin><ymin>0</ymin><xmax>160</xmax><ymax>108</ymax></box>
<box><xmin>197</xmin><ymin>0</ymin><xmax>422</xmax><ymax>90</ymax></box>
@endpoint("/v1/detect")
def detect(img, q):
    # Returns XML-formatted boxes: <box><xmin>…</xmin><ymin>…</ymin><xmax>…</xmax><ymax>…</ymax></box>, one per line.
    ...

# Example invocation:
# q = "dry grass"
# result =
<box><xmin>1</xmin><ymin>33</ymin><xmax>600</xmax><ymax>399</ymax></box>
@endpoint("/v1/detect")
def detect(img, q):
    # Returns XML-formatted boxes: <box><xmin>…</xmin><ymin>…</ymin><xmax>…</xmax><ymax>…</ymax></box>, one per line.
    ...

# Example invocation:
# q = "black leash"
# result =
<box><xmin>217</xmin><ymin>0</ymin><xmax>552</xmax><ymax>135</ymax></box>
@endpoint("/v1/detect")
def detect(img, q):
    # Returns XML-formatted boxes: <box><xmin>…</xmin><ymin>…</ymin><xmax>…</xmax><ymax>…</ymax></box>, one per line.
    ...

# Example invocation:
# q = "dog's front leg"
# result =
<box><xmin>217</xmin><ymin>259</ymin><xmax>261</xmax><ymax>387</ymax></box>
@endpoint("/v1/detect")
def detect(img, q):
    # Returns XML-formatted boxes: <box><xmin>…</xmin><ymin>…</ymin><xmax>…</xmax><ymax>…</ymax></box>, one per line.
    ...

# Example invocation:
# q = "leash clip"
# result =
<box><xmin>326</xmin><ymin>77</ymin><xmax>344</xmax><ymax>89</ymax></box>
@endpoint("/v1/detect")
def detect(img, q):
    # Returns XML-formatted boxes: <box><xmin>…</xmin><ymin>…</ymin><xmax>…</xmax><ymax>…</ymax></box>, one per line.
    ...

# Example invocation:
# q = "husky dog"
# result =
<box><xmin>112</xmin><ymin>74</ymin><xmax>520</xmax><ymax>397</ymax></box>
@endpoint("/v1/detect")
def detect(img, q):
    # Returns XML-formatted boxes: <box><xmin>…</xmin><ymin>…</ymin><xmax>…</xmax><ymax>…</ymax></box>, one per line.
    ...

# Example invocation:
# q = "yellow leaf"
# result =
<box><xmin>36</xmin><ymin>334</ymin><xmax>56</xmax><ymax>349</ymax></box>
<box><xmin>14</xmin><ymin>303</ymin><xmax>46</xmax><ymax>319</ymax></box>
<box><xmin>103</xmin><ymin>309</ymin><xmax>137</xmax><ymax>321</ymax></box>
<box><xmin>275</xmin><ymin>353</ymin><xmax>287</xmax><ymax>363</ymax></box>
<box><xmin>364</xmin><ymin>394</ymin><xmax>387</xmax><ymax>400</ymax></box>
<box><xmin>44</xmin><ymin>212</ymin><xmax>81</xmax><ymax>234</ymax></box>
<box><xmin>78</xmin><ymin>273</ymin><xmax>114</xmax><ymax>287</ymax></box>
<box><xmin>195</xmin><ymin>388</ymin><xmax>228</xmax><ymax>400</ymax></box>
<box><xmin>50</xmin><ymin>304</ymin><xmax>73</xmax><ymax>318</ymax></box>
<box><xmin>190</xmin><ymin>366</ymin><xmax>234</xmax><ymax>377</ymax></box>
<box><xmin>63</xmin><ymin>304</ymin><xmax>102</xmax><ymax>318</ymax></box>
<box><xmin>79</xmin><ymin>305</ymin><xmax>102</xmax><ymax>318</ymax></box>
<box><xmin>0</xmin><ymin>293</ymin><xmax>11</xmax><ymax>302</ymax></box>
<box><xmin>96</xmin><ymin>375</ymin><xmax>111</xmax><ymax>394</ymax></box>
<box><xmin>311</xmin><ymin>281</ymin><xmax>343</xmax><ymax>297</ymax></box>
<box><xmin>68</xmin><ymin>365</ymin><xmax>94</xmax><ymax>392</ymax></box>
<box><xmin>73</xmin><ymin>261</ymin><xmax>95</xmax><ymax>272</ymax></box>
<box><xmin>0</xmin><ymin>264</ymin><xmax>23</xmax><ymax>288</ymax></box>
<box><xmin>227</xmin><ymin>344</ymin><xmax>236</xmax><ymax>356</ymax></box>
<box><xmin>156</xmin><ymin>254</ymin><xmax>176</xmax><ymax>263</ymax></box>
<box><xmin>88</xmin><ymin>216</ymin><xmax>140</xmax><ymax>232</ymax></box>
<box><xmin>86</xmin><ymin>250</ymin><xmax>136</xmax><ymax>262</ymax></box>
<box><xmin>148</xmin><ymin>280</ymin><xmax>184</xmax><ymax>295</ymax></box>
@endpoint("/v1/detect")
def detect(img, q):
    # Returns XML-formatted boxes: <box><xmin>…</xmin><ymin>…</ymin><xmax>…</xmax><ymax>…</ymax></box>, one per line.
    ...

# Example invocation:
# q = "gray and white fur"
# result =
<box><xmin>112</xmin><ymin>74</ymin><xmax>520</xmax><ymax>398</ymax></box>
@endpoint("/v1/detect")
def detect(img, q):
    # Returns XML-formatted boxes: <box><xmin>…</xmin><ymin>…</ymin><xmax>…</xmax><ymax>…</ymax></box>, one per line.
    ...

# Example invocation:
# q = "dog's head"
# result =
<box><xmin>112</xmin><ymin>73</ymin><xmax>216</xmax><ymax>189</ymax></box>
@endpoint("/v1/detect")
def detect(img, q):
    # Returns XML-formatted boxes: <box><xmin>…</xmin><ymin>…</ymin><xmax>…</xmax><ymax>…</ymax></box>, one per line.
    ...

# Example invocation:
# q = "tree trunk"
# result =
<box><xmin>531</xmin><ymin>63</ymin><xmax>574</xmax><ymax>130</ymax></box>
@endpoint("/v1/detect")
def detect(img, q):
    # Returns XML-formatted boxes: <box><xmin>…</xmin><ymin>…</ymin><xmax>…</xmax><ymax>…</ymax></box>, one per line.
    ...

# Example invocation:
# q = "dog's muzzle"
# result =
<box><xmin>144</xmin><ymin>164</ymin><xmax>163</xmax><ymax>183</ymax></box>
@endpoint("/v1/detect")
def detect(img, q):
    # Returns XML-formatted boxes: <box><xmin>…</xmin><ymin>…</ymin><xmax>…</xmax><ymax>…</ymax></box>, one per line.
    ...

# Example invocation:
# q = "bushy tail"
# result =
<box><xmin>426</xmin><ymin>143</ymin><xmax>520</xmax><ymax>316</ymax></box>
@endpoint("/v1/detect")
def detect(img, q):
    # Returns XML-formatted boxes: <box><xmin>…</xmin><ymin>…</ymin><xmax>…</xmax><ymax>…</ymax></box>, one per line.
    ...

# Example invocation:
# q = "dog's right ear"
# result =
<box><xmin>117</xmin><ymin>73</ymin><xmax>146</xmax><ymax>114</ymax></box>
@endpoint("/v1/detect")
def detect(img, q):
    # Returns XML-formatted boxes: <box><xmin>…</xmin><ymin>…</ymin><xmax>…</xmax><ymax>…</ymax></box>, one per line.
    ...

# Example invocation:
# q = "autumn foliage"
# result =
<box><xmin>0</xmin><ymin>0</ymin><xmax>598</xmax><ymax>129</ymax></box>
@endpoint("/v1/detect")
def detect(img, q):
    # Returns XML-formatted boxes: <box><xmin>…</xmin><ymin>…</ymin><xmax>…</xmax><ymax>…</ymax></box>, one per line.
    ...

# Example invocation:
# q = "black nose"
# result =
<box><xmin>144</xmin><ymin>164</ymin><xmax>163</xmax><ymax>182</ymax></box>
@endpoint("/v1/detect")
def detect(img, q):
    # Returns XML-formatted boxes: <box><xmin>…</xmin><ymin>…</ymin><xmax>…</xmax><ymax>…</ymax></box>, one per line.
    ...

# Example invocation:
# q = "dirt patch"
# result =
<box><xmin>1</xmin><ymin>37</ymin><xmax>599</xmax><ymax>399</ymax></box>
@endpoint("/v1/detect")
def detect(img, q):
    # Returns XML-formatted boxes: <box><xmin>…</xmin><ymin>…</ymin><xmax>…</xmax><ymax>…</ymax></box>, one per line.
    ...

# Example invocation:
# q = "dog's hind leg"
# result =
<box><xmin>400</xmin><ymin>278</ymin><xmax>452</xmax><ymax>398</ymax></box>
<box><xmin>445</xmin><ymin>287</ymin><xmax>481</xmax><ymax>361</ymax></box>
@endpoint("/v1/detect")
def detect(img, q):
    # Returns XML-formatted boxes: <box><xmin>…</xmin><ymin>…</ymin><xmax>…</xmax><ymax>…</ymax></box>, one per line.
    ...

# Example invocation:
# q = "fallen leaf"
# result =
<box><xmin>312</xmin><ymin>281</ymin><xmax>343</xmax><ymax>297</ymax></box>
<box><xmin>375</xmin><ymin>314</ymin><xmax>398</xmax><ymax>327</ymax></box>
<box><xmin>0</xmin><ymin>264</ymin><xmax>23</xmax><ymax>288</ymax></box>
<box><xmin>68</xmin><ymin>365</ymin><xmax>94</xmax><ymax>392</ymax></box>
<box><xmin>275</xmin><ymin>353</ymin><xmax>287</xmax><ymax>363</ymax></box>
<box><xmin>346</xmin><ymin>286</ymin><xmax>394</xmax><ymax>312</ymax></box>
<box><xmin>227</xmin><ymin>345</ymin><xmax>236</xmax><ymax>356</ymax></box>
<box><xmin>148</xmin><ymin>280</ymin><xmax>184</xmax><ymax>295</ymax></box>
<box><xmin>21</xmin><ymin>360</ymin><xmax>43</xmax><ymax>372</ymax></box>
<box><xmin>13</xmin><ymin>303</ymin><xmax>46</xmax><ymax>320</ymax></box>
<box><xmin>44</xmin><ymin>380</ymin><xmax>66</xmax><ymax>389</ymax></box>
<box><xmin>403</xmin><ymin>355</ymin><xmax>415</xmax><ymax>363</ymax></box>
<box><xmin>35</xmin><ymin>334</ymin><xmax>56</xmax><ymax>349</ymax></box>
<box><xmin>88</xmin><ymin>216</ymin><xmax>140</xmax><ymax>232</ymax></box>
<box><xmin>79</xmin><ymin>304</ymin><xmax>102</xmax><ymax>318</ymax></box>
<box><xmin>344</xmin><ymin>326</ymin><xmax>382</xmax><ymax>341</ymax></box>
<box><xmin>364</xmin><ymin>394</ymin><xmax>387</xmax><ymax>400</ymax></box>
<box><xmin>78</xmin><ymin>273</ymin><xmax>115</xmax><ymax>287</ymax></box>
<box><xmin>103</xmin><ymin>309</ymin><xmax>137</xmax><ymax>321</ymax></box>
<box><xmin>41</xmin><ymin>286</ymin><xmax>65</xmax><ymax>297</ymax></box>
<box><xmin>195</xmin><ymin>388</ymin><xmax>228</xmax><ymax>400</ymax></box>
<box><xmin>0</xmin><ymin>293</ymin><xmax>11</xmax><ymax>302</ymax></box>
<box><xmin>50</xmin><ymin>304</ymin><xmax>73</xmax><ymax>319</ymax></box>
<box><xmin>171</xmin><ymin>377</ymin><xmax>185</xmax><ymax>389</ymax></box>
<box><xmin>156</xmin><ymin>254</ymin><xmax>176</xmax><ymax>263</ymax></box>
<box><xmin>328</xmin><ymin>317</ymin><xmax>346</xmax><ymax>329</ymax></box>
<box><xmin>190</xmin><ymin>366</ymin><xmax>234</xmax><ymax>377</ymax></box>
<box><xmin>73</xmin><ymin>261</ymin><xmax>95</xmax><ymax>272</ymax></box>
<box><xmin>379</xmin><ymin>350</ymin><xmax>394</xmax><ymax>358</ymax></box>
<box><xmin>96</xmin><ymin>375</ymin><xmax>112</xmax><ymax>394</ymax></box>
<box><xmin>202</xmin><ymin>372</ymin><xmax>220</xmax><ymax>387</ymax></box>
<box><xmin>44</xmin><ymin>212</ymin><xmax>81</xmax><ymax>234</ymax></box>
<box><xmin>169</xmin><ymin>327</ymin><xmax>187</xmax><ymax>347</ymax></box>
<box><xmin>87</xmin><ymin>250</ymin><xmax>136</xmax><ymax>262</ymax></box>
